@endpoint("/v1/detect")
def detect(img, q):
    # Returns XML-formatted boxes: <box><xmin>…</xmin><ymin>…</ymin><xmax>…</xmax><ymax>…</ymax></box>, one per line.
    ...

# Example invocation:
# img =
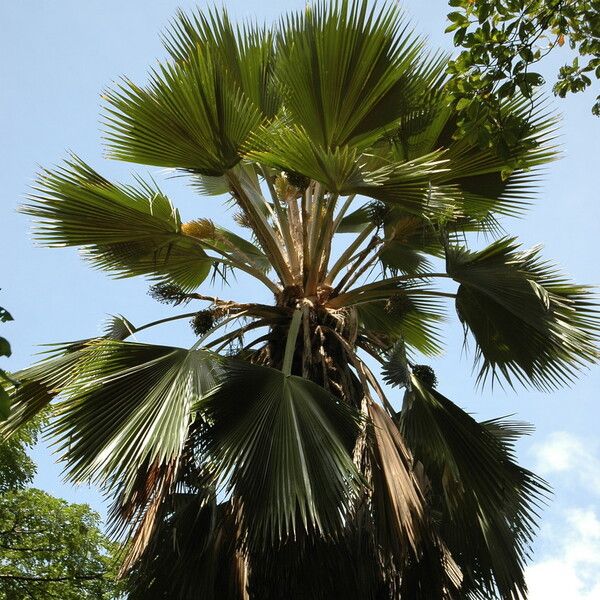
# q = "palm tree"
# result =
<box><xmin>2</xmin><ymin>1</ymin><xmax>597</xmax><ymax>598</ymax></box>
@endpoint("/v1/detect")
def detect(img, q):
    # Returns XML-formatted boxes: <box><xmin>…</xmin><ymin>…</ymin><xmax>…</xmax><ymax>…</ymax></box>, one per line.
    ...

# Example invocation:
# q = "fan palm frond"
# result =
<box><xmin>201</xmin><ymin>359</ymin><xmax>364</xmax><ymax>547</ymax></box>
<box><xmin>400</xmin><ymin>373</ymin><xmax>549</xmax><ymax>599</ymax></box>
<box><xmin>276</xmin><ymin>0</ymin><xmax>425</xmax><ymax>149</ymax></box>
<box><xmin>23</xmin><ymin>157</ymin><xmax>213</xmax><ymax>291</ymax></box>
<box><xmin>447</xmin><ymin>238</ymin><xmax>599</xmax><ymax>389</ymax></box>
<box><xmin>103</xmin><ymin>23</ymin><xmax>266</xmax><ymax>175</ymax></box>
<box><xmin>49</xmin><ymin>341</ymin><xmax>219</xmax><ymax>506</ymax></box>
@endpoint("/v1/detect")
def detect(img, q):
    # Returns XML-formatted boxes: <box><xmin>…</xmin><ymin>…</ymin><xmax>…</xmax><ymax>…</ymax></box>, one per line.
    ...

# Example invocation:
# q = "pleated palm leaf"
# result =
<box><xmin>3</xmin><ymin>1</ymin><xmax>598</xmax><ymax>598</ymax></box>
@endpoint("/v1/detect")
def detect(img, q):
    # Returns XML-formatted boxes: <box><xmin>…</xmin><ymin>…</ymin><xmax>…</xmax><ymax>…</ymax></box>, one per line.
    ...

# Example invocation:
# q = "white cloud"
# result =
<box><xmin>527</xmin><ymin>432</ymin><xmax>600</xmax><ymax>599</ymax></box>
<box><xmin>532</xmin><ymin>431</ymin><xmax>600</xmax><ymax>495</ymax></box>
<box><xmin>527</xmin><ymin>508</ymin><xmax>600</xmax><ymax>600</ymax></box>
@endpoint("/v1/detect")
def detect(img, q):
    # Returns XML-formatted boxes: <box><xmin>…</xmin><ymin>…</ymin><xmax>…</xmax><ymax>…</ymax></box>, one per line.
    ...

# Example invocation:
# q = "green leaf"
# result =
<box><xmin>246</xmin><ymin>122</ymin><xmax>369</xmax><ymax>192</ymax></box>
<box><xmin>350</xmin><ymin>149</ymin><xmax>453</xmax><ymax>216</ymax></box>
<box><xmin>0</xmin><ymin>369</ymin><xmax>20</xmax><ymax>386</ymax></box>
<box><xmin>103</xmin><ymin>315</ymin><xmax>137</xmax><ymax>341</ymax></box>
<box><xmin>337</xmin><ymin>205</ymin><xmax>372</xmax><ymax>233</ymax></box>
<box><xmin>103</xmin><ymin>24</ymin><xmax>264</xmax><ymax>175</ymax></box>
<box><xmin>50</xmin><ymin>341</ymin><xmax>219</xmax><ymax>506</ymax></box>
<box><xmin>23</xmin><ymin>157</ymin><xmax>213</xmax><ymax>291</ymax></box>
<box><xmin>0</xmin><ymin>340</ymin><xmax>97</xmax><ymax>439</ymax></box>
<box><xmin>201</xmin><ymin>360</ymin><xmax>364</xmax><ymax>546</ymax></box>
<box><xmin>0</xmin><ymin>337</ymin><xmax>11</xmax><ymax>358</ymax></box>
<box><xmin>0</xmin><ymin>487</ymin><xmax>122</xmax><ymax>597</ymax></box>
<box><xmin>163</xmin><ymin>7</ymin><xmax>280</xmax><ymax>119</ymax></box>
<box><xmin>447</xmin><ymin>238</ymin><xmax>599</xmax><ymax>389</ymax></box>
<box><xmin>400</xmin><ymin>374</ymin><xmax>549</xmax><ymax>598</ymax></box>
<box><xmin>0</xmin><ymin>385</ymin><xmax>10</xmax><ymax>420</ymax></box>
<box><xmin>276</xmin><ymin>0</ymin><xmax>425</xmax><ymax>149</ymax></box>
<box><xmin>357</xmin><ymin>290</ymin><xmax>445</xmax><ymax>357</ymax></box>
<box><xmin>0</xmin><ymin>306</ymin><xmax>13</xmax><ymax>322</ymax></box>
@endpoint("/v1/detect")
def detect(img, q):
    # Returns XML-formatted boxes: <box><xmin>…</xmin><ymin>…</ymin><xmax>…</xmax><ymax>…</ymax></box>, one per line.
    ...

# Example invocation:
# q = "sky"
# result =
<box><xmin>1</xmin><ymin>2</ymin><xmax>599</xmax><ymax>597</ymax></box>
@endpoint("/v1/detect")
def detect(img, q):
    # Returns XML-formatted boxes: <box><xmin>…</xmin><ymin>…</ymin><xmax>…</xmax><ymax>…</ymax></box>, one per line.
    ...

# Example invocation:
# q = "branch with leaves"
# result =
<box><xmin>446</xmin><ymin>0</ymin><xmax>600</xmax><ymax>164</ymax></box>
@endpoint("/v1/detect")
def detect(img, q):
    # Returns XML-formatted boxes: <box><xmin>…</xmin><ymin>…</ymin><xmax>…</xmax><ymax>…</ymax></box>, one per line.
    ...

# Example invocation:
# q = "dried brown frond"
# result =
<box><xmin>117</xmin><ymin>459</ymin><xmax>178</xmax><ymax>576</ymax></box>
<box><xmin>368</xmin><ymin>402</ymin><xmax>425</xmax><ymax>560</ymax></box>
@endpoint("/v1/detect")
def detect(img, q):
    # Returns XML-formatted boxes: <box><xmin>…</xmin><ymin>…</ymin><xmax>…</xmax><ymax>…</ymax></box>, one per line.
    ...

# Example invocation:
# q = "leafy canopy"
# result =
<box><xmin>445</xmin><ymin>0</ymin><xmax>600</xmax><ymax>162</ymax></box>
<box><xmin>0</xmin><ymin>419</ymin><xmax>123</xmax><ymax>599</ymax></box>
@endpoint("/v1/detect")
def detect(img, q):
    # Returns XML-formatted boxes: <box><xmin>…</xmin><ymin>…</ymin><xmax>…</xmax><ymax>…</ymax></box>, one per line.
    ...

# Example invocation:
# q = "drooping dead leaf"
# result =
<box><xmin>369</xmin><ymin>401</ymin><xmax>425</xmax><ymax>560</ymax></box>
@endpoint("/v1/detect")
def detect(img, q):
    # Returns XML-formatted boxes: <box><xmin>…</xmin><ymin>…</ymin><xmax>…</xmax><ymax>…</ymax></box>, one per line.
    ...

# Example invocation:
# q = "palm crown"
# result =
<box><xmin>3</xmin><ymin>2</ymin><xmax>598</xmax><ymax>598</ymax></box>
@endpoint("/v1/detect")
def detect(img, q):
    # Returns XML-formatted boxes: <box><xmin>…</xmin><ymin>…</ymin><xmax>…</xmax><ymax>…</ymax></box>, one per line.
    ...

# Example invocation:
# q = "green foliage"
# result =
<box><xmin>0</xmin><ymin>420</ymin><xmax>38</xmax><ymax>494</ymax></box>
<box><xmin>201</xmin><ymin>359</ymin><xmax>363</xmax><ymax>547</ymax></box>
<box><xmin>0</xmin><ymin>489</ymin><xmax>122</xmax><ymax>599</ymax></box>
<box><xmin>48</xmin><ymin>341</ymin><xmax>219</xmax><ymax>509</ymax></box>
<box><xmin>274</xmin><ymin>0</ymin><xmax>424</xmax><ymax>148</ymax></box>
<box><xmin>22</xmin><ymin>157</ymin><xmax>213</xmax><ymax>292</ymax></box>
<box><xmin>104</xmin><ymin>8</ymin><xmax>276</xmax><ymax>175</ymax></box>
<box><xmin>446</xmin><ymin>0</ymin><xmax>600</xmax><ymax>160</ymax></box>
<box><xmin>0</xmin><ymin>420</ymin><xmax>122</xmax><ymax>599</ymax></box>
<box><xmin>447</xmin><ymin>237</ymin><xmax>598</xmax><ymax>389</ymax></box>
<box><xmin>400</xmin><ymin>373</ymin><xmax>548</xmax><ymax>599</ymax></box>
<box><xmin>0</xmin><ymin>294</ymin><xmax>15</xmax><ymax>421</ymax></box>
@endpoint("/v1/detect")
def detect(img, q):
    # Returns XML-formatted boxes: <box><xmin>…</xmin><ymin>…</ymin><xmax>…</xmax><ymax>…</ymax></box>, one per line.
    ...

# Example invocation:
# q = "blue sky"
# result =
<box><xmin>2</xmin><ymin>2</ymin><xmax>599</xmax><ymax>597</ymax></box>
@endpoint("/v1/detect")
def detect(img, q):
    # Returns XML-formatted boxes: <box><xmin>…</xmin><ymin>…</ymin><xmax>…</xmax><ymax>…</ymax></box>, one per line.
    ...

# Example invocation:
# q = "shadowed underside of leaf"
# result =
<box><xmin>400</xmin><ymin>374</ymin><xmax>549</xmax><ymax>599</ymax></box>
<box><xmin>447</xmin><ymin>238</ymin><xmax>599</xmax><ymax>389</ymax></box>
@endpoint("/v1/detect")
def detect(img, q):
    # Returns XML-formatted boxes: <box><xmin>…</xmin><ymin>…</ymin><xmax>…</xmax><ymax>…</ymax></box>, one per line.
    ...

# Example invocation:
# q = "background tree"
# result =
<box><xmin>2</xmin><ymin>1</ymin><xmax>597</xmax><ymax>598</ymax></box>
<box><xmin>0</xmin><ymin>419</ymin><xmax>123</xmax><ymax>599</ymax></box>
<box><xmin>445</xmin><ymin>0</ymin><xmax>600</xmax><ymax>166</ymax></box>
<box><xmin>0</xmin><ymin>294</ymin><xmax>16</xmax><ymax>420</ymax></box>
<box><xmin>0</xmin><ymin>301</ymin><xmax>121</xmax><ymax>599</ymax></box>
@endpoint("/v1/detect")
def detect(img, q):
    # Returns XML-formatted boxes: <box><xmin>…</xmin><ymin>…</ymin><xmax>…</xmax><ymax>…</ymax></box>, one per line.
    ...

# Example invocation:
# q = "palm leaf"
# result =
<box><xmin>49</xmin><ymin>341</ymin><xmax>219</xmax><ymax>507</ymax></box>
<box><xmin>399</xmin><ymin>373</ymin><xmax>549</xmax><ymax>599</ymax></box>
<box><xmin>368</xmin><ymin>401</ymin><xmax>424</xmax><ymax>562</ymax></box>
<box><xmin>481</xmin><ymin>416</ymin><xmax>536</xmax><ymax>446</ymax></box>
<box><xmin>447</xmin><ymin>238</ymin><xmax>599</xmax><ymax>389</ymax></box>
<box><xmin>189</xmin><ymin>173</ymin><xmax>231</xmax><ymax>197</ymax></box>
<box><xmin>382</xmin><ymin>88</ymin><xmax>559</xmax><ymax>220</ymax></box>
<box><xmin>248</xmin><ymin>122</ymin><xmax>450</xmax><ymax>217</ymax></box>
<box><xmin>246</xmin><ymin>122</ymin><xmax>376</xmax><ymax>193</ymax></box>
<box><xmin>23</xmin><ymin>157</ymin><xmax>213</xmax><ymax>291</ymax></box>
<box><xmin>440</xmin><ymin>96</ymin><xmax>559</xmax><ymax>220</ymax></box>
<box><xmin>276</xmin><ymin>0</ymin><xmax>424</xmax><ymax>149</ymax></box>
<box><xmin>337</xmin><ymin>204</ymin><xmax>372</xmax><ymax>233</ymax></box>
<box><xmin>0</xmin><ymin>340</ymin><xmax>95</xmax><ymax>439</ymax></box>
<box><xmin>200</xmin><ymin>359</ymin><xmax>364</xmax><ymax>546</ymax></box>
<box><xmin>163</xmin><ymin>7</ymin><xmax>279</xmax><ymax>119</ymax></box>
<box><xmin>127</xmin><ymin>495</ymin><xmax>248</xmax><ymax>600</ymax></box>
<box><xmin>103</xmin><ymin>314</ymin><xmax>137</xmax><ymax>340</ymax></box>
<box><xmin>357</xmin><ymin>292</ymin><xmax>445</xmax><ymax>357</ymax></box>
<box><xmin>103</xmin><ymin>35</ymin><xmax>264</xmax><ymax>175</ymax></box>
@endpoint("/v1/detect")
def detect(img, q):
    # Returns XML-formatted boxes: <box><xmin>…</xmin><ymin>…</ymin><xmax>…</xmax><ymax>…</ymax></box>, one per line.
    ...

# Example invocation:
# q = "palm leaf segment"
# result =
<box><xmin>447</xmin><ymin>237</ymin><xmax>599</xmax><ymax>389</ymax></box>
<box><xmin>6</xmin><ymin>1</ymin><xmax>598</xmax><ymax>598</ymax></box>
<box><xmin>400</xmin><ymin>373</ymin><xmax>548</xmax><ymax>599</ymax></box>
